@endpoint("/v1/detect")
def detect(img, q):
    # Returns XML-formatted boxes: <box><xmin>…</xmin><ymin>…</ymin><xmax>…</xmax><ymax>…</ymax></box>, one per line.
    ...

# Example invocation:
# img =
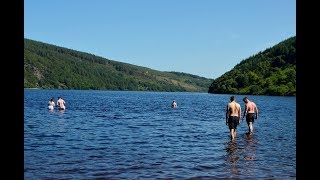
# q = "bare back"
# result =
<box><xmin>57</xmin><ymin>99</ymin><xmax>66</xmax><ymax>109</ymax></box>
<box><xmin>245</xmin><ymin>101</ymin><xmax>257</xmax><ymax>113</ymax></box>
<box><xmin>227</xmin><ymin>101</ymin><xmax>241</xmax><ymax>117</ymax></box>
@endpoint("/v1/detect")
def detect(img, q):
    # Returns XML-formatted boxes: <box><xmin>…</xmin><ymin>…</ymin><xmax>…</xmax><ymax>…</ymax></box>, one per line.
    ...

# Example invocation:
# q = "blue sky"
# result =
<box><xmin>24</xmin><ymin>0</ymin><xmax>295</xmax><ymax>79</ymax></box>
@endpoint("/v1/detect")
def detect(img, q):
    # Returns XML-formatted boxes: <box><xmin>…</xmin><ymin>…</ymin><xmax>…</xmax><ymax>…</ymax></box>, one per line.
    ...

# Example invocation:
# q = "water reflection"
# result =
<box><xmin>225</xmin><ymin>140</ymin><xmax>240</xmax><ymax>176</ymax></box>
<box><xmin>241</xmin><ymin>133</ymin><xmax>258</xmax><ymax>176</ymax></box>
<box><xmin>224</xmin><ymin>133</ymin><xmax>259</xmax><ymax>177</ymax></box>
<box><xmin>243</xmin><ymin>133</ymin><xmax>257</xmax><ymax>163</ymax></box>
<box><xmin>226</xmin><ymin>141</ymin><xmax>240</xmax><ymax>163</ymax></box>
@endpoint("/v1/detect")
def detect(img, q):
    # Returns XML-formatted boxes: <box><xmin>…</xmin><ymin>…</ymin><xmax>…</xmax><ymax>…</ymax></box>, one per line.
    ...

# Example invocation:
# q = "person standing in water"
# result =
<box><xmin>226</xmin><ymin>96</ymin><xmax>241</xmax><ymax>141</ymax></box>
<box><xmin>57</xmin><ymin>96</ymin><xmax>66</xmax><ymax>110</ymax></box>
<box><xmin>242</xmin><ymin>97</ymin><xmax>259</xmax><ymax>135</ymax></box>
<box><xmin>172</xmin><ymin>100</ymin><xmax>177</xmax><ymax>108</ymax></box>
<box><xmin>48</xmin><ymin>97</ymin><xmax>55</xmax><ymax>110</ymax></box>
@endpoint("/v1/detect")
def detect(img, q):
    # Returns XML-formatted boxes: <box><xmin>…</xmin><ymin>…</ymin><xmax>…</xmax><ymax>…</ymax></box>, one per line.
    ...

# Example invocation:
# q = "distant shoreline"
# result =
<box><xmin>24</xmin><ymin>88</ymin><xmax>41</xmax><ymax>89</ymax></box>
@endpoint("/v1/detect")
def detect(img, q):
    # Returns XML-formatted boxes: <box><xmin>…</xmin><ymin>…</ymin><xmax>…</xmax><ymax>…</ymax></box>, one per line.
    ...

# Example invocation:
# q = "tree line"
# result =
<box><xmin>208</xmin><ymin>36</ymin><xmax>296</xmax><ymax>96</ymax></box>
<box><xmin>24</xmin><ymin>38</ymin><xmax>213</xmax><ymax>92</ymax></box>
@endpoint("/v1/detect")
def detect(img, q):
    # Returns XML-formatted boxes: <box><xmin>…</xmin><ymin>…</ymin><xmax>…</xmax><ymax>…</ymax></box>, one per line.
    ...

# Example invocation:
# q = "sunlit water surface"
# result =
<box><xmin>24</xmin><ymin>90</ymin><xmax>296</xmax><ymax>179</ymax></box>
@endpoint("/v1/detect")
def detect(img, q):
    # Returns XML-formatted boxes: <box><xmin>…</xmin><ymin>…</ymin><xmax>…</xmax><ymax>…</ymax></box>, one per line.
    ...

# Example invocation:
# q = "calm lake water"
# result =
<box><xmin>24</xmin><ymin>89</ymin><xmax>296</xmax><ymax>179</ymax></box>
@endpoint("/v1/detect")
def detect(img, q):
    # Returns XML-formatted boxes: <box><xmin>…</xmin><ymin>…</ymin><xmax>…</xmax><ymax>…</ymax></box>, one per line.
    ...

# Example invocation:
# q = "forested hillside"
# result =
<box><xmin>208</xmin><ymin>36</ymin><xmax>296</xmax><ymax>96</ymax></box>
<box><xmin>24</xmin><ymin>38</ymin><xmax>213</xmax><ymax>92</ymax></box>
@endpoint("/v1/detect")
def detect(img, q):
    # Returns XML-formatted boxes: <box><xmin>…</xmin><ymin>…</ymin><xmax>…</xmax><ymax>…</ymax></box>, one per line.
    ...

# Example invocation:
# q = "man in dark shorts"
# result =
<box><xmin>226</xmin><ymin>96</ymin><xmax>241</xmax><ymax>141</ymax></box>
<box><xmin>242</xmin><ymin>97</ymin><xmax>259</xmax><ymax>135</ymax></box>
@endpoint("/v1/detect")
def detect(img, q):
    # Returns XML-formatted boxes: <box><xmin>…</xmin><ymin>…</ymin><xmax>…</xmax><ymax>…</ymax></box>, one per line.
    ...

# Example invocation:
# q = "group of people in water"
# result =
<box><xmin>48</xmin><ymin>95</ymin><xmax>257</xmax><ymax>140</ymax></box>
<box><xmin>226</xmin><ymin>96</ymin><xmax>259</xmax><ymax>141</ymax></box>
<box><xmin>172</xmin><ymin>97</ymin><xmax>259</xmax><ymax>141</ymax></box>
<box><xmin>48</xmin><ymin>97</ymin><xmax>66</xmax><ymax>111</ymax></box>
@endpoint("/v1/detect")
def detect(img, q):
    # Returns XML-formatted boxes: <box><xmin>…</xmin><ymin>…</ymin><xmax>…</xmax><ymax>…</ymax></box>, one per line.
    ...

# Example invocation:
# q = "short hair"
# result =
<box><xmin>230</xmin><ymin>96</ymin><xmax>235</xmax><ymax>101</ymax></box>
<box><xmin>243</xmin><ymin>97</ymin><xmax>248</xmax><ymax>101</ymax></box>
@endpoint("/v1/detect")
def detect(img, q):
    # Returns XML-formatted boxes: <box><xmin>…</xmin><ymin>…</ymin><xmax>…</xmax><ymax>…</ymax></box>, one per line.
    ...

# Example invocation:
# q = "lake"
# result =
<box><xmin>24</xmin><ymin>89</ymin><xmax>296</xmax><ymax>179</ymax></box>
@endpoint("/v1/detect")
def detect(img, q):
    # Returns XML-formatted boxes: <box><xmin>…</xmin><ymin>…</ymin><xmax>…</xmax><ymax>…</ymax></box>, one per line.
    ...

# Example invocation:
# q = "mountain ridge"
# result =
<box><xmin>24</xmin><ymin>38</ymin><xmax>213</xmax><ymax>92</ymax></box>
<box><xmin>208</xmin><ymin>36</ymin><xmax>296</xmax><ymax>96</ymax></box>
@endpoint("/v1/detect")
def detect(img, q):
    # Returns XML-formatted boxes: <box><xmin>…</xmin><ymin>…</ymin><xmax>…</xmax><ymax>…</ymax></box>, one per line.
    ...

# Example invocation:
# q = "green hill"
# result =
<box><xmin>24</xmin><ymin>38</ymin><xmax>213</xmax><ymax>92</ymax></box>
<box><xmin>208</xmin><ymin>36</ymin><xmax>296</xmax><ymax>96</ymax></box>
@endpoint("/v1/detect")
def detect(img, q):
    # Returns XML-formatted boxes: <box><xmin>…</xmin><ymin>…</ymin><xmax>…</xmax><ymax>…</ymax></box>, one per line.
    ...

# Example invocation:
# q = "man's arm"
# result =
<box><xmin>242</xmin><ymin>105</ymin><xmax>247</xmax><ymax>119</ymax></box>
<box><xmin>226</xmin><ymin>105</ymin><xmax>229</xmax><ymax>125</ymax></box>
<box><xmin>255</xmin><ymin>103</ymin><xmax>258</xmax><ymax>119</ymax></box>
<box><xmin>238</xmin><ymin>105</ymin><xmax>241</xmax><ymax>124</ymax></box>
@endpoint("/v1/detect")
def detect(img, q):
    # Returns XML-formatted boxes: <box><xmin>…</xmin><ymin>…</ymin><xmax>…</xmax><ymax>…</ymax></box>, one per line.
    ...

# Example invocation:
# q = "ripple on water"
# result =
<box><xmin>24</xmin><ymin>90</ymin><xmax>296</xmax><ymax>179</ymax></box>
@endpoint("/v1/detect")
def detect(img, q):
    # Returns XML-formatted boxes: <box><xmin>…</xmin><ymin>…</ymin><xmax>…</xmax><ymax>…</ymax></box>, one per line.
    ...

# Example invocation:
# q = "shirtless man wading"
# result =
<box><xmin>242</xmin><ymin>97</ymin><xmax>259</xmax><ymax>135</ymax></box>
<box><xmin>226</xmin><ymin>96</ymin><xmax>241</xmax><ymax>141</ymax></box>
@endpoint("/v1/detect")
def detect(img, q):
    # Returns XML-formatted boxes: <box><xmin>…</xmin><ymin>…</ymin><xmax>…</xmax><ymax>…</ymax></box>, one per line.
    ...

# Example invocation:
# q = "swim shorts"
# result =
<box><xmin>246</xmin><ymin>113</ymin><xmax>255</xmax><ymax>123</ymax></box>
<box><xmin>228</xmin><ymin>116</ymin><xmax>239</xmax><ymax>129</ymax></box>
<box><xmin>48</xmin><ymin>105</ymin><xmax>54</xmax><ymax>110</ymax></box>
